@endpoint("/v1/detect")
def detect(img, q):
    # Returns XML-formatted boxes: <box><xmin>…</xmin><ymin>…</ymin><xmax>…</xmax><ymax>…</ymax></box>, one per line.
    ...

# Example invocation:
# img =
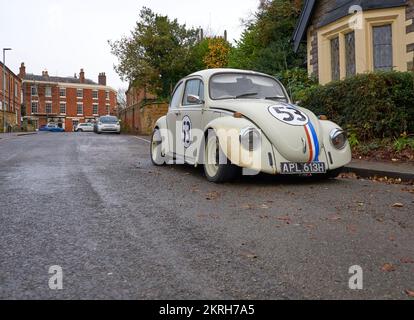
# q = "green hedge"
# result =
<box><xmin>299</xmin><ymin>72</ymin><xmax>414</xmax><ymax>141</ymax></box>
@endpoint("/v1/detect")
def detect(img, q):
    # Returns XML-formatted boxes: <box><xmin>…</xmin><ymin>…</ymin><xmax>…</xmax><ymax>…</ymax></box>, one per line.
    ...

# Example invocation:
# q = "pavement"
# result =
<box><xmin>344</xmin><ymin>159</ymin><xmax>414</xmax><ymax>182</ymax></box>
<box><xmin>0</xmin><ymin>132</ymin><xmax>413</xmax><ymax>300</ymax></box>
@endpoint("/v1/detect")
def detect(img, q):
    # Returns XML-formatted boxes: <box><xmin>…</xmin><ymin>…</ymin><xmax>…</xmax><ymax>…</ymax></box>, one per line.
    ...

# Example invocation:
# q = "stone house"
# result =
<box><xmin>293</xmin><ymin>0</ymin><xmax>414</xmax><ymax>84</ymax></box>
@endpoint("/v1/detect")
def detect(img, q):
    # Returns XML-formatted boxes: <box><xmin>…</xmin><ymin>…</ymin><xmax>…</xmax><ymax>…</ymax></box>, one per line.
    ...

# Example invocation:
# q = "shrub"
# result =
<box><xmin>299</xmin><ymin>72</ymin><xmax>414</xmax><ymax>141</ymax></box>
<box><xmin>276</xmin><ymin>68</ymin><xmax>318</xmax><ymax>102</ymax></box>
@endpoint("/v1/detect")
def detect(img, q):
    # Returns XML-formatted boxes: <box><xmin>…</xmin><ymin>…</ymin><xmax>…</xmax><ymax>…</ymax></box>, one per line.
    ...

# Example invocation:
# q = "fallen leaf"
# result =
<box><xmin>242</xmin><ymin>204</ymin><xmax>255</xmax><ymax>210</ymax></box>
<box><xmin>405</xmin><ymin>290</ymin><xmax>414</xmax><ymax>297</ymax></box>
<box><xmin>400</xmin><ymin>258</ymin><xmax>414</xmax><ymax>264</ymax></box>
<box><xmin>242</xmin><ymin>252</ymin><xmax>258</xmax><ymax>259</ymax></box>
<box><xmin>328</xmin><ymin>215</ymin><xmax>342</xmax><ymax>221</ymax></box>
<box><xmin>260</xmin><ymin>204</ymin><xmax>270</xmax><ymax>209</ymax></box>
<box><xmin>206</xmin><ymin>191</ymin><xmax>220</xmax><ymax>200</ymax></box>
<box><xmin>381</xmin><ymin>263</ymin><xmax>396</xmax><ymax>272</ymax></box>
<box><xmin>392</xmin><ymin>203</ymin><xmax>404</xmax><ymax>208</ymax></box>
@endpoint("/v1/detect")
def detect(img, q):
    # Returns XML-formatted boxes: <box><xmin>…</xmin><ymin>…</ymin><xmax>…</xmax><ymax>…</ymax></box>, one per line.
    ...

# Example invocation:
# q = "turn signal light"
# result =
<box><xmin>234</xmin><ymin>112</ymin><xmax>243</xmax><ymax>119</ymax></box>
<box><xmin>318</xmin><ymin>115</ymin><xmax>328</xmax><ymax>121</ymax></box>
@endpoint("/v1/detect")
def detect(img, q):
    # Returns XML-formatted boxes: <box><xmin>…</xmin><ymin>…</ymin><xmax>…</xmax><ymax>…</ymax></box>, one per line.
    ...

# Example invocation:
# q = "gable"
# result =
<box><xmin>293</xmin><ymin>0</ymin><xmax>407</xmax><ymax>52</ymax></box>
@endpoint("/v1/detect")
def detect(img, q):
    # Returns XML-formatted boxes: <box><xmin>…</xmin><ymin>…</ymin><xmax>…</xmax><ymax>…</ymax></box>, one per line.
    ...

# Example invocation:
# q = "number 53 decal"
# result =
<box><xmin>268</xmin><ymin>104</ymin><xmax>309</xmax><ymax>126</ymax></box>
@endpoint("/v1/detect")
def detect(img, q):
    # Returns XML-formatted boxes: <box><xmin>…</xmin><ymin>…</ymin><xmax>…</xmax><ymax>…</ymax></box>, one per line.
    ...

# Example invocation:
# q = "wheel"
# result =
<box><xmin>204</xmin><ymin>131</ymin><xmax>239</xmax><ymax>183</ymax></box>
<box><xmin>150</xmin><ymin>128</ymin><xmax>166</xmax><ymax>166</ymax></box>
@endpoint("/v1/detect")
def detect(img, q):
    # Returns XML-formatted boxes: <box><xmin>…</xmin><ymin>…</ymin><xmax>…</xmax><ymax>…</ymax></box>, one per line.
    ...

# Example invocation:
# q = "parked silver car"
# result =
<box><xmin>94</xmin><ymin>116</ymin><xmax>121</xmax><ymax>134</ymax></box>
<box><xmin>75</xmin><ymin>123</ymin><xmax>94</xmax><ymax>132</ymax></box>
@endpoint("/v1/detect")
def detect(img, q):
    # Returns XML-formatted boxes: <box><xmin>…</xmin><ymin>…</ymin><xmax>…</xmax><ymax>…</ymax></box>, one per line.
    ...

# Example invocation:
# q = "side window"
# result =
<box><xmin>183</xmin><ymin>79</ymin><xmax>204</xmax><ymax>106</ymax></box>
<box><xmin>170</xmin><ymin>82</ymin><xmax>184</xmax><ymax>109</ymax></box>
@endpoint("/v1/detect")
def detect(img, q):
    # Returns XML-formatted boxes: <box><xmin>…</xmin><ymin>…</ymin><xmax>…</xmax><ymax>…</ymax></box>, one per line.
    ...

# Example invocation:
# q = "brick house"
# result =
<box><xmin>293</xmin><ymin>0</ymin><xmax>414</xmax><ymax>84</ymax></box>
<box><xmin>20</xmin><ymin>63</ymin><xmax>117</xmax><ymax>132</ymax></box>
<box><xmin>0</xmin><ymin>61</ymin><xmax>22</xmax><ymax>132</ymax></box>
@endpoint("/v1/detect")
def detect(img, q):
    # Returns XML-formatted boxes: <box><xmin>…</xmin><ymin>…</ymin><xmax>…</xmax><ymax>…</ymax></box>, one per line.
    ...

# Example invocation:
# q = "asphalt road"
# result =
<box><xmin>0</xmin><ymin>133</ymin><xmax>413</xmax><ymax>300</ymax></box>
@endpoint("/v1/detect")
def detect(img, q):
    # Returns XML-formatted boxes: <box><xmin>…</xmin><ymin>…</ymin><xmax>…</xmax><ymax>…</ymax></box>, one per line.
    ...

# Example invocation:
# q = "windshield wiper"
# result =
<box><xmin>265</xmin><ymin>96</ymin><xmax>287</xmax><ymax>101</ymax></box>
<box><xmin>235</xmin><ymin>92</ymin><xmax>259</xmax><ymax>99</ymax></box>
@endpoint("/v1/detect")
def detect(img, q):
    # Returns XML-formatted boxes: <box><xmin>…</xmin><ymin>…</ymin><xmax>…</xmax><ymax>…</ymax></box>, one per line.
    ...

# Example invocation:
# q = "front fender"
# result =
<box><xmin>319</xmin><ymin>120</ymin><xmax>352</xmax><ymax>170</ymax></box>
<box><xmin>203</xmin><ymin>117</ymin><xmax>277</xmax><ymax>174</ymax></box>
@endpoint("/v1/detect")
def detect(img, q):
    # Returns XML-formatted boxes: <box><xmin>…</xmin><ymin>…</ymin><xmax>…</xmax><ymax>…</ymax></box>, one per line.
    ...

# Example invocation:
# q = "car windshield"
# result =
<box><xmin>210</xmin><ymin>73</ymin><xmax>287</xmax><ymax>101</ymax></box>
<box><xmin>100</xmin><ymin>117</ymin><xmax>118</xmax><ymax>124</ymax></box>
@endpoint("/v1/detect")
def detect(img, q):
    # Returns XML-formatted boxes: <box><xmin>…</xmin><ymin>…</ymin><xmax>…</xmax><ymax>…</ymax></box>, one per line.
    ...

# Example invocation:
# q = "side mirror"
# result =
<box><xmin>187</xmin><ymin>94</ymin><xmax>203</xmax><ymax>105</ymax></box>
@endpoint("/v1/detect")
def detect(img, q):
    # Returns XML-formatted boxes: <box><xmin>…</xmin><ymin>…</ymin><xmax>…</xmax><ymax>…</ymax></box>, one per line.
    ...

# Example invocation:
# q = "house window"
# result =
<box><xmin>77</xmin><ymin>103</ymin><xmax>83</xmax><ymax>115</ymax></box>
<box><xmin>60</xmin><ymin>103</ymin><xmax>66</xmax><ymax>114</ymax></box>
<box><xmin>106</xmin><ymin>104</ymin><xmax>110</xmax><ymax>115</ymax></box>
<box><xmin>330</xmin><ymin>37</ymin><xmax>340</xmax><ymax>81</ymax></box>
<box><xmin>46</xmin><ymin>102</ymin><xmax>52</xmax><ymax>114</ymax></box>
<box><xmin>345</xmin><ymin>31</ymin><xmax>356</xmax><ymax>77</ymax></box>
<box><xmin>93</xmin><ymin>104</ymin><xmax>98</xmax><ymax>115</ymax></box>
<box><xmin>59</xmin><ymin>88</ymin><xmax>66</xmax><ymax>97</ymax></box>
<box><xmin>14</xmin><ymin>81</ymin><xmax>18</xmax><ymax>98</ymax></box>
<box><xmin>45</xmin><ymin>86</ymin><xmax>52</xmax><ymax>97</ymax></box>
<box><xmin>373</xmin><ymin>24</ymin><xmax>393</xmax><ymax>71</ymax></box>
<box><xmin>77</xmin><ymin>89</ymin><xmax>83</xmax><ymax>98</ymax></box>
<box><xmin>31</xmin><ymin>101</ymin><xmax>38</xmax><ymax>114</ymax></box>
<box><xmin>92</xmin><ymin>90</ymin><xmax>98</xmax><ymax>99</ymax></box>
<box><xmin>31</xmin><ymin>86</ymin><xmax>38</xmax><ymax>96</ymax></box>
<box><xmin>105</xmin><ymin>91</ymin><xmax>109</xmax><ymax>100</ymax></box>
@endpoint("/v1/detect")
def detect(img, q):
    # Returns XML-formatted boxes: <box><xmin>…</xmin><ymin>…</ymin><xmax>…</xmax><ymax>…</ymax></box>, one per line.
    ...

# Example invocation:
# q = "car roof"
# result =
<box><xmin>186</xmin><ymin>68</ymin><xmax>272</xmax><ymax>80</ymax></box>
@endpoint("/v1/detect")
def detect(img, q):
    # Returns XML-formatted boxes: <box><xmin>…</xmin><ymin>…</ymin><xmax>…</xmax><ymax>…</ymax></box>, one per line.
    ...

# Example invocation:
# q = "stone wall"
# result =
<box><xmin>407</xmin><ymin>0</ymin><xmax>414</xmax><ymax>70</ymax></box>
<box><xmin>308</xmin><ymin>0</ymin><xmax>335</xmax><ymax>78</ymax></box>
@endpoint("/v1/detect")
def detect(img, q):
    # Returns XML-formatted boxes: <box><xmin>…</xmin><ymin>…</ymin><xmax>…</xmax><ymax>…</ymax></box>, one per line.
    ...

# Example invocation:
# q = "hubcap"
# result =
<box><xmin>205</xmin><ymin>136</ymin><xmax>219</xmax><ymax>177</ymax></box>
<box><xmin>151</xmin><ymin>130</ymin><xmax>163</xmax><ymax>164</ymax></box>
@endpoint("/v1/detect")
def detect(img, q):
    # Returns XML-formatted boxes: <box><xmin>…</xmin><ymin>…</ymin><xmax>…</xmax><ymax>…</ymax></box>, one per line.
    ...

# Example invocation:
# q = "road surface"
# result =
<box><xmin>0</xmin><ymin>133</ymin><xmax>413</xmax><ymax>299</ymax></box>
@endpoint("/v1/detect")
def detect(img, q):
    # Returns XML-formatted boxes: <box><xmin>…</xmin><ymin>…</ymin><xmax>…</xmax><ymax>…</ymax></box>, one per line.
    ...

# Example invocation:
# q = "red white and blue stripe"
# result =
<box><xmin>304</xmin><ymin>122</ymin><xmax>320</xmax><ymax>162</ymax></box>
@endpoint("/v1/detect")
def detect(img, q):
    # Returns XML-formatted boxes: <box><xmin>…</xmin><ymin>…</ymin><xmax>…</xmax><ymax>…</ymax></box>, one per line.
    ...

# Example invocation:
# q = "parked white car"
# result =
<box><xmin>94</xmin><ymin>116</ymin><xmax>121</xmax><ymax>134</ymax></box>
<box><xmin>151</xmin><ymin>68</ymin><xmax>352</xmax><ymax>183</ymax></box>
<box><xmin>75</xmin><ymin>123</ymin><xmax>94</xmax><ymax>132</ymax></box>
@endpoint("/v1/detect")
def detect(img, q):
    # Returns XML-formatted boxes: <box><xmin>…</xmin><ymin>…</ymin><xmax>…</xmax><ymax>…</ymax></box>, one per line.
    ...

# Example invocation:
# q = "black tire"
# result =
<box><xmin>204</xmin><ymin>132</ymin><xmax>240</xmax><ymax>183</ymax></box>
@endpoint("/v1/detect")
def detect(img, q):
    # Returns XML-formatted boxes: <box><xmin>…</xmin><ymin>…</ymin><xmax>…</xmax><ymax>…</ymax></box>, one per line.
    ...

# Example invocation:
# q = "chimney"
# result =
<box><xmin>42</xmin><ymin>70</ymin><xmax>49</xmax><ymax>78</ymax></box>
<box><xmin>79</xmin><ymin>69</ymin><xmax>85</xmax><ymax>83</ymax></box>
<box><xmin>98</xmin><ymin>72</ymin><xmax>106</xmax><ymax>86</ymax></box>
<box><xmin>224</xmin><ymin>30</ymin><xmax>228</xmax><ymax>42</ymax></box>
<box><xmin>19</xmin><ymin>62</ymin><xmax>26</xmax><ymax>78</ymax></box>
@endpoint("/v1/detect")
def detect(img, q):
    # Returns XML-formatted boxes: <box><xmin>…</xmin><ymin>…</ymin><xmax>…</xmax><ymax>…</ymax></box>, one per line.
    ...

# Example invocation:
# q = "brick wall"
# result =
<box><xmin>0</xmin><ymin>62</ymin><xmax>22</xmax><ymax>132</ymax></box>
<box><xmin>119</xmin><ymin>103</ymin><xmax>168</xmax><ymax>135</ymax></box>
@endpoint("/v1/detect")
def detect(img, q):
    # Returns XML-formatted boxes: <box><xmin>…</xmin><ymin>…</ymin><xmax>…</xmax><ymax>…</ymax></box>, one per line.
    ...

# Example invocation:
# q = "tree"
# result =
<box><xmin>229</xmin><ymin>0</ymin><xmax>306</xmax><ymax>75</ymax></box>
<box><xmin>203</xmin><ymin>37</ymin><xmax>231</xmax><ymax>69</ymax></box>
<box><xmin>117</xmin><ymin>88</ymin><xmax>127</xmax><ymax>110</ymax></box>
<box><xmin>109</xmin><ymin>7</ymin><xmax>200</xmax><ymax>98</ymax></box>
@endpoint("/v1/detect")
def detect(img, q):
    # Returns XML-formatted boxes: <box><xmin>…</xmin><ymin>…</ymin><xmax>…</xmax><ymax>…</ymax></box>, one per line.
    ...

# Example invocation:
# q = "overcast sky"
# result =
<box><xmin>0</xmin><ymin>0</ymin><xmax>259</xmax><ymax>90</ymax></box>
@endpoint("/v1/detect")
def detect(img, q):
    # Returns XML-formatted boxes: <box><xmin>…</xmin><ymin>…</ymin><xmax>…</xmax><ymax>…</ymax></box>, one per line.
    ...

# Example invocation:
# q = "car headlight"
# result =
<box><xmin>330</xmin><ymin>129</ymin><xmax>347</xmax><ymax>150</ymax></box>
<box><xmin>240</xmin><ymin>127</ymin><xmax>261</xmax><ymax>151</ymax></box>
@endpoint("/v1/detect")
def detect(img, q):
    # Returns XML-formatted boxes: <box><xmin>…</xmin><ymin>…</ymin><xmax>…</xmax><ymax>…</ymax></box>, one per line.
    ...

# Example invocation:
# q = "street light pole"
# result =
<box><xmin>2</xmin><ymin>48</ymin><xmax>12</xmax><ymax>133</ymax></box>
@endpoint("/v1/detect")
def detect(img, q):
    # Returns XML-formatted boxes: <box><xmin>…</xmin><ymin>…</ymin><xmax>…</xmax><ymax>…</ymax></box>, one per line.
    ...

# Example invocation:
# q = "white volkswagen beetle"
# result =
<box><xmin>151</xmin><ymin>69</ymin><xmax>351</xmax><ymax>183</ymax></box>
